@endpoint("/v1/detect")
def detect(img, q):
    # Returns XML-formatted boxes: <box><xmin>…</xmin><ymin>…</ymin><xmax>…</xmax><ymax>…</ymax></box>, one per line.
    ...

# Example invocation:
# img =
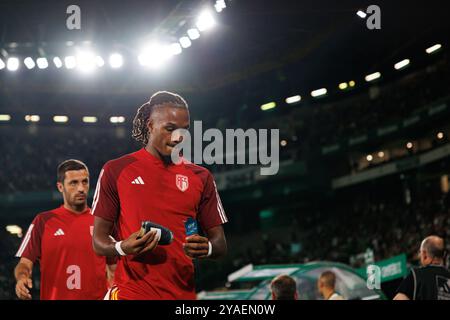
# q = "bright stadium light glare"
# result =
<box><xmin>96</xmin><ymin>56</ymin><xmax>105</xmax><ymax>67</ymax></box>
<box><xmin>394</xmin><ymin>59</ymin><xmax>410</xmax><ymax>70</ymax></box>
<box><xmin>36</xmin><ymin>57</ymin><xmax>49</xmax><ymax>69</ymax></box>
<box><xmin>0</xmin><ymin>58</ymin><xmax>5</xmax><ymax>70</ymax></box>
<box><xmin>110</xmin><ymin>116</ymin><xmax>125</xmax><ymax>123</ymax></box>
<box><xmin>311</xmin><ymin>88</ymin><xmax>327</xmax><ymax>98</ymax></box>
<box><xmin>6</xmin><ymin>225</ymin><xmax>23</xmax><ymax>237</ymax></box>
<box><xmin>406</xmin><ymin>142</ymin><xmax>413</xmax><ymax>149</ymax></box>
<box><xmin>82</xmin><ymin>116</ymin><xmax>98</xmax><ymax>123</ymax></box>
<box><xmin>138</xmin><ymin>44</ymin><xmax>172</xmax><ymax>69</ymax></box>
<box><xmin>179</xmin><ymin>36</ymin><xmax>192</xmax><ymax>49</ymax></box>
<box><xmin>109</xmin><ymin>53</ymin><xmax>123</xmax><ymax>68</ymax></box>
<box><xmin>64</xmin><ymin>56</ymin><xmax>77</xmax><ymax>69</ymax></box>
<box><xmin>53</xmin><ymin>115</ymin><xmax>69</xmax><ymax>123</ymax></box>
<box><xmin>196</xmin><ymin>10</ymin><xmax>216</xmax><ymax>32</ymax></box>
<box><xmin>7</xmin><ymin>57</ymin><xmax>19</xmax><ymax>71</ymax></box>
<box><xmin>215</xmin><ymin>0</ymin><xmax>226</xmax><ymax>13</ymax></box>
<box><xmin>24</xmin><ymin>57</ymin><xmax>36</xmax><ymax>69</ymax></box>
<box><xmin>280</xmin><ymin>140</ymin><xmax>287</xmax><ymax>147</ymax></box>
<box><xmin>169</xmin><ymin>43</ymin><xmax>182</xmax><ymax>56</ymax></box>
<box><xmin>260</xmin><ymin>102</ymin><xmax>276</xmax><ymax>111</ymax></box>
<box><xmin>338</xmin><ymin>82</ymin><xmax>348</xmax><ymax>90</ymax></box>
<box><xmin>357</xmin><ymin>10</ymin><xmax>367</xmax><ymax>18</ymax></box>
<box><xmin>437</xmin><ymin>132</ymin><xmax>444</xmax><ymax>140</ymax></box>
<box><xmin>366</xmin><ymin>154</ymin><xmax>373</xmax><ymax>161</ymax></box>
<box><xmin>187</xmin><ymin>28</ymin><xmax>201</xmax><ymax>40</ymax></box>
<box><xmin>76</xmin><ymin>51</ymin><xmax>97</xmax><ymax>72</ymax></box>
<box><xmin>0</xmin><ymin>114</ymin><xmax>11</xmax><ymax>121</ymax></box>
<box><xmin>349</xmin><ymin>80</ymin><xmax>356</xmax><ymax>87</ymax></box>
<box><xmin>285</xmin><ymin>95</ymin><xmax>301</xmax><ymax>104</ymax></box>
<box><xmin>378</xmin><ymin>151</ymin><xmax>385</xmax><ymax>158</ymax></box>
<box><xmin>25</xmin><ymin>115</ymin><xmax>40</xmax><ymax>122</ymax></box>
<box><xmin>53</xmin><ymin>57</ymin><xmax>63</xmax><ymax>68</ymax></box>
<box><xmin>365</xmin><ymin>72</ymin><xmax>381</xmax><ymax>82</ymax></box>
<box><xmin>426</xmin><ymin>44</ymin><xmax>442</xmax><ymax>54</ymax></box>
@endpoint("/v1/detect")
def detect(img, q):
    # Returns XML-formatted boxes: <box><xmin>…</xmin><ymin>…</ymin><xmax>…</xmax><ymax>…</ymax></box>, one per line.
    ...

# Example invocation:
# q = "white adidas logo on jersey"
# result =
<box><xmin>54</xmin><ymin>228</ymin><xmax>65</xmax><ymax>236</ymax></box>
<box><xmin>131</xmin><ymin>176</ymin><xmax>145</xmax><ymax>185</ymax></box>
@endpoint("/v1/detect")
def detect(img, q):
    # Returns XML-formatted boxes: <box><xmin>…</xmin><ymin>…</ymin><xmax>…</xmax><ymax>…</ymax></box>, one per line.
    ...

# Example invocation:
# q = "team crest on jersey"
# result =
<box><xmin>90</xmin><ymin>226</ymin><xmax>94</xmax><ymax>236</ymax></box>
<box><xmin>176</xmin><ymin>174</ymin><xmax>189</xmax><ymax>192</ymax></box>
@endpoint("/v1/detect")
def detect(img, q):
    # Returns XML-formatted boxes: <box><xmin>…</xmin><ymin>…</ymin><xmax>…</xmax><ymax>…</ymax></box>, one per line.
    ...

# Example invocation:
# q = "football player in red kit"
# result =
<box><xmin>14</xmin><ymin>159</ymin><xmax>115</xmax><ymax>300</ymax></box>
<box><xmin>92</xmin><ymin>91</ymin><xmax>228</xmax><ymax>300</ymax></box>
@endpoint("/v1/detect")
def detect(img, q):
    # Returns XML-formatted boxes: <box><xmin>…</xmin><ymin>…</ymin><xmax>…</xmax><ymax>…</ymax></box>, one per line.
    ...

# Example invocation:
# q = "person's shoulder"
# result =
<box><xmin>103</xmin><ymin>151</ymin><xmax>140</xmax><ymax>174</ymax></box>
<box><xmin>183</xmin><ymin>160</ymin><xmax>212</xmax><ymax>175</ymax></box>
<box><xmin>32</xmin><ymin>208</ymin><xmax>58</xmax><ymax>225</ymax></box>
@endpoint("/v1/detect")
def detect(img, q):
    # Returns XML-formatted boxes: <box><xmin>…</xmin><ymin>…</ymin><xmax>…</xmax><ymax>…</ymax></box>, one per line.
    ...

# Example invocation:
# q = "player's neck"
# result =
<box><xmin>63</xmin><ymin>203</ymin><xmax>87</xmax><ymax>214</ymax></box>
<box><xmin>145</xmin><ymin>145</ymin><xmax>173</xmax><ymax>166</ymax></box>
<box><xmin>323</xmin><ymin>288</ymin><xmax>334</xmax><ymax>300</ymax></box>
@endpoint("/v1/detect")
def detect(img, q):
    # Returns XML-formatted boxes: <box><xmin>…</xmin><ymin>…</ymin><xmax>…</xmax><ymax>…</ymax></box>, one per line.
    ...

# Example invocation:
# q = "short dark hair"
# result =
<box><xmin>132</xmin><ymin>91</ymin><xmax>189</xmax><ymax>146</ymax></box>
<box><xmin>57</xmin><ymin>159</ymin><xmax>89</xmax><ymax>183</ymax></box>
<box><xmin>270</xmin><ymin>274</ymin><xmax>297</xmax><ymax>300</ymax></box>
<box><xmin>319</xmin><ymin>271</ymin><xmax>336</xmax><ymax>289</ymax></box>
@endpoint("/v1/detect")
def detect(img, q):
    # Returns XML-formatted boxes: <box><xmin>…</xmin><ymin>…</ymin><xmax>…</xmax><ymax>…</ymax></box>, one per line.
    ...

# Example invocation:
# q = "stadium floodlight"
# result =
<box><xmin>426</xmin><ymin>44</ymin><xmax>442</xmax><ymax>54</ymax></box>
<box><xmin>109</xmin><ymin>53</ymin><xmax>123</xmax><ymax>68</ymax></box>
<box><xmin>7</xmin><ymin>57</ymin><xmax>19</xmax><ymax>71</ymax></box>
<box><xmin>280</xmin><ymin>140</ymin><xmax>287</xmax><ymax>147</ymax></box>
<box><xmin>394</xmin><ymin>59</ymin><xmax>410</xmax><ymax>70</ymax></box>
<box><xmin>110</xmin><ymin>116</ymin><xmax>125</xmax><ymax>123</ymax></box>
<box><xmin>24</xmin><ymin>57</ymin><xmax>36</xmax><ymax>69</ymax></box>
<box><xmin>0</xmin><ymin>114</ymin><xmax>11</xmax><ymax>121</ymax></box>
<box><xmin>366</xmin><ymin>154</ymin><xmax>373</xmax><ymax>161</ymax></box>
<box><xmin>53</xmin><ymin>115</ymin><xmax>69</xmax><ymax>123</ymax></box>
<box><xmin>96</xmin><ymin>56</ymin><xmax>105</xmax><ymax>67</ymax></box>
<box><xmin>196</xmin><ymin>10</ymin><xmax>216</xmax><ymax>32</ymax></box>
<box><xmin>36</xmin><ymin>57</ymin><xmax>49</xmax><ymax>69</ymax></box>
<box><xmin>187</xmin><ymin>28</ymin><xmax>200</xmax><ymax>40</ymax></box>
<box><xmin>0</xmin><ymin>58</ymin><xmax>5</xmax><ymax>70</ymax></box>
<box><xmin>6</xmin><ymin>225</ymin><xmax>22</xmax><ymax>237</ymax></box>
<box><xmin>285</xmin><ymin>95</ymin><xmax>301</xmax><ymax>104</ymax></box>
<box><xmin>138</xmin><ymin>44</ymin><xmax>172</xmax><ymax>69</ymax></box>
<box><xmin>260</xmin><ymin>102</ymin><xmax>276</xmax><ymax>111</ymax></box>
<box><xmin>365</xmin><ymin>72</ymin><xmax>381</xmax><ymax>82</ymax></box>
<box><xmin>64</xmin><ymin>56</ymin><xmax>77</xmax><ymax>69</ymax></box>
<box><xmin>437</xmin><ymin>132</ymin><xmax>444</xmax><ymax>140</ymax></box>
<box><xmin>406</xmin><ymin>142</ymin><xmax>413</xmax><ymax>149</ymax></box>
<box><xmin>82</xmin><ymin>116</ymin><xmax>98</xmax><ymax>123</ymax></box>
<box><xmin>349</xmin><ymin>80</ymin><xmax>356</xmax><ymax>87</ymax></box>
<box><xmin>215</xmin><ymin>0</ymin><xmax>226</xmax><ymax>13</ymax></box>
<box><xmin>53</xmin><ymin>57</ymin><xmax>63</xmax><ymax>68</ymax></box>
<box><xmin>378</xmin><ymin>151</ymin><xmax>384</xmax><ymax>158</ymax></box>
<box><xmin>357</xmin><ymin>10</ymin><xmax>367</xmax><ymax>18</ymax></box>
<box><xmin>311</xmin><ymin>88</ymin><xmax>327</xmax><ymax>98</ymax></box>
<box><xmin>179</xmin><ymin>36</ymin><xmax>192</xmax><ymax>49</ymax></box>
<box><xmin>76</xmin><ymin>51</ymin><xmax>97</xmax><ymax>72</ymax></box>
<box><xmin>169</xmin><ymin>43</ymin><xmax>182</xmax><ymax>56</ymax></box>
<box><xmin>25</xmin><ymin>115</ymin><xmax>40</xmax><ymax>122</ymax></box>
<box><xmin>338</xmin><ymin>82</ymin><xmax>348</xmax><ymax>90</ymax></box>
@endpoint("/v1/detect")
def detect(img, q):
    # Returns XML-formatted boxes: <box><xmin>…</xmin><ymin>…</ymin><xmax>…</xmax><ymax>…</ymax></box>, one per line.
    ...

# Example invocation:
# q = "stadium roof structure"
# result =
<box><xmin>0</xmin><ymin>0</ymin><xmax>447</xmax><ymax>95</ymax></box>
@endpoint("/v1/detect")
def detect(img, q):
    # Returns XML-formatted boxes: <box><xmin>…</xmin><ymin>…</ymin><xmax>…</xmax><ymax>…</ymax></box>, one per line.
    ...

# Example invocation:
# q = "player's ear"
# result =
<box><xmin>56</xmin><ymin>181</ymin><xmax>64</xmax><ymax>193</ymax></box>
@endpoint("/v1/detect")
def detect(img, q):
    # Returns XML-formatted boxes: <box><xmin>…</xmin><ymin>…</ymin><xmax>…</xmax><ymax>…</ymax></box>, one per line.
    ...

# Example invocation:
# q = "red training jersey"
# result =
<box><xmin>91</xmin><ymin>148</ymin><xmax>228</xmax><ymax>300</ymax></box>
<box><xmin>16</xmin><ymin>206</ymin><xmax>108</xmax><ymax>300</ymax></box>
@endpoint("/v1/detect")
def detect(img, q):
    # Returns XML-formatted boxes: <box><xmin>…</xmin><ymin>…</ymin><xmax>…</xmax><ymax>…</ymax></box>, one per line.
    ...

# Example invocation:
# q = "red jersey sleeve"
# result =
<box><xmin>91</xmin><ymin>164</ymin><xmax>120</xmax><ymax>222</ymax></box>
<box><xmin>15</xmin><ymin>215</ymin><xmax>45</xmax><ymax>263</ymax></box>
<box><xmin>198</xmin><ymin>171</ymin><xmax>228</xmax><ymax>231</ymax></box>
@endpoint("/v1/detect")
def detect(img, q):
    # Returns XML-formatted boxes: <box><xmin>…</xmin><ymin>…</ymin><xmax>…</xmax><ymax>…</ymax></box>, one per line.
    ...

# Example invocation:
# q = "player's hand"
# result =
<box><xmin>121</xmin><ymin>229</ymin><xmax>159</xmax><ymax>255</ymax></box>
<box><xmin>183</xmin><ymin>235</ymin><xmax>210</xmax><ymax>258</ymax></box>
<box><xmin>15</xmin><ymin>276</ymin><xmax>32</xmax><ymax>300</ymax></box>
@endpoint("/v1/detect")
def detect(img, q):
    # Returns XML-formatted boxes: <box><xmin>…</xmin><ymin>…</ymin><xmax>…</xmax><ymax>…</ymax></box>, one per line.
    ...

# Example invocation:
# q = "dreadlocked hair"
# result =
<box><xmin>132</xmin><ymin>91</ymin><xmax>189</xmax><ymax>146</ymax></box>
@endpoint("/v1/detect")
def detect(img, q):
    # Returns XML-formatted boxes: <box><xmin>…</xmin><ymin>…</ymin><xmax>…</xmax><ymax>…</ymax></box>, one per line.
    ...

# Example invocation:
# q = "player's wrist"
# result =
<box><xmin>115</xmin><ymin>240</ymin><xmax>127</xmax><ymax>256</ymax></box>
